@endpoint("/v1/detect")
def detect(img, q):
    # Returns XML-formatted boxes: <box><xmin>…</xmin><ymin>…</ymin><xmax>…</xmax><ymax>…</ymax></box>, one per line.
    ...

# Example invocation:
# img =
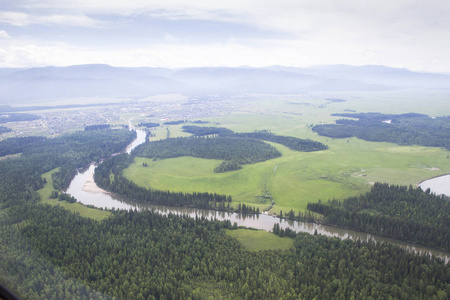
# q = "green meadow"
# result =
<box><xmin>38</xmin><ymin>169</ymin><xmax>111</xmax><ymax>221</ymax></box>
<box><xmin>225</xmin><ymin>229</ymin><xmax>294</xmax><ymax>251</ymax></box>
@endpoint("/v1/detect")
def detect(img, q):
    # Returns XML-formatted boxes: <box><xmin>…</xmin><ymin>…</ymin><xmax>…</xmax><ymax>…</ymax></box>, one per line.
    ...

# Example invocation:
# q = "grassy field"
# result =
<box><xmin>38</xmin><ymin>169</ymin><xmax>111</xmax><ymax>221</ymax></box>
<box><xmin>225</xmin><ymin>229</ymin><xmax>294</xmax><ymax>251</ymax></box>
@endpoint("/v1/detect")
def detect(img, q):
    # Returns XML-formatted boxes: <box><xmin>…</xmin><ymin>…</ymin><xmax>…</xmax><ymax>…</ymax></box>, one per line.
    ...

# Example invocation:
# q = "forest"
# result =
<box><xmin>307</xmin><ymin>183</ymin><xmax>450</xmax><ymax>250</ymax></box>
<box><xmin>182</xmin><ymin>126</ymin><xmax>328</xmax><ymax>152</ymax></box>
<box><xmin>312</xmin><ymin>113</ymin><xmax>450</xmax><ymax>150</ymax></box>
<box><xmin>163</xmin><ymin>120</ymin><xmax>185</xmax><ymax>125</ymax></box>
<box><xmin>132</xmin><ymin>136</ymin><xmax>282</xmax><ymax>165</ymax></box>
<box><xmin>0</xmin><ymin>125</ymin><xmax>11</xmax><ymax>134</ymax></box>
<box><xmin>0</xmin><ymin>112</ymin><xmax>40</xmax><ymax>123</ymax></box>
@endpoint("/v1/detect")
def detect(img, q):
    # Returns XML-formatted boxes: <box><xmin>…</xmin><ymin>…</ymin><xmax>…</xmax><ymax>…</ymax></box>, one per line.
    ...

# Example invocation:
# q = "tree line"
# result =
<box><xmin>307</xmin><ymin>183</ymin><xmax>450</xmax><ymax>250</ymax></box>
<box><xmin>0</xmin><ymin>112</ymin><xmax>40</xmax><ymax>123</ymax></box>
<box><xmin>182</xmin><ymin>126</ymin><xmax>328</xmax><ymax>152</ymax></box>
<box><xmin>312</xmin><ymin>113</ymin><xmax>450</xmax><ymax>150</ymax></box>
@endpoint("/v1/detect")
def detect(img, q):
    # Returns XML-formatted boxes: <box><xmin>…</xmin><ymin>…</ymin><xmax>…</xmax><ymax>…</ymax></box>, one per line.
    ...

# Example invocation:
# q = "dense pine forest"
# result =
<box><xmin>182</xmin><ymin>126</ymin><xmax>328</xmax><ymax>152</ymax></box>
<box><xmin>308</xmin><ymin>183</ymin><xmax>450</xmax><ymax>250</ymax></box>
<box><xmin>312</xmin><ymin>113</ymin><xmax>450</xmax><ymax>150</ymax></box>
<box><xmin>2</xmin><ymin>205</ymin><xmax>449</xmax><ymax>300</ymax></box>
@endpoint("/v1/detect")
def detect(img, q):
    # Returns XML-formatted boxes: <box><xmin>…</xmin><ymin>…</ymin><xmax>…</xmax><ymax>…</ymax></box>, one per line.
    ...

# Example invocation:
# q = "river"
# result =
<box><xmin>66</xmin><ymin>128</ymin><xmax>449</xmax><ymax>262</ymax></box>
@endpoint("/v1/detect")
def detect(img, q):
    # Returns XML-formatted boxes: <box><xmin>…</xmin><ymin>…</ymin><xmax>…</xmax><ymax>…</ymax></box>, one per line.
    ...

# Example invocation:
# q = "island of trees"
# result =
<box><xmin>132</xmin><ymin>136</ymin><xmax>282</xmax><ymax>167</ymax></box>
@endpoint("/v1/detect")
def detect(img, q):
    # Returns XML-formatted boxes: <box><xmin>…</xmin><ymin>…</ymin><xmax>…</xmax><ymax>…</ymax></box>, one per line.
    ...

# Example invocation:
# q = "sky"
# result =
<box><xmin>0</xmin><ymin>0</ymin><xmax>449</xmax><ymax>72</ymax></box>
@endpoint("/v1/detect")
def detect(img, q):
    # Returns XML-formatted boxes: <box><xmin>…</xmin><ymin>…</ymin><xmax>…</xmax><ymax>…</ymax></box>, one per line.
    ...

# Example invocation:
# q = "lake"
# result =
<box><xmin>419</xmin><ymin>174</ymin><xmax>450</xmax><ymax>197</ymax></box>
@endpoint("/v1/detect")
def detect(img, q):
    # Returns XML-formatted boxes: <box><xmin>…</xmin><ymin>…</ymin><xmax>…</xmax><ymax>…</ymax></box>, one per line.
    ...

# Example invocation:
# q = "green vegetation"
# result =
<box><xmin>313</xmin><ymin>113</ymin><xmax>450</xmax><ymax>150</ymax></box>
<box><xmin>308</xmin><ymin>183</ymin><xmax>450</xmax><ymax>250</ymax></box>
<box><xmin>226</xmin><ymin>229</ymin><xmax>294</xmax><ymax>251</ymax></box>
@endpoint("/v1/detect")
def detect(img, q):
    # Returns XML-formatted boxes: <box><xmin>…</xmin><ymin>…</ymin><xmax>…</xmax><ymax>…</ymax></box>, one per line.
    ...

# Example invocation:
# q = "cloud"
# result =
<box><xmin>0</xmin><ymin>12</ymin><xmax>30</xmax><ymax>26</ymax></box>
<box><xmin>0</xmin><ymin>30</ymin><xmax>11</xmax><ymax>38</ymax></box>
<box><xmin>2</xmin><ymin>0</ymin><xmax>450</xmax><ymax>71</ymax></box>
<box><xmin>0</xmin><ymin>11</ymin><xmax>104</xmax><ymax>27</ymax></box>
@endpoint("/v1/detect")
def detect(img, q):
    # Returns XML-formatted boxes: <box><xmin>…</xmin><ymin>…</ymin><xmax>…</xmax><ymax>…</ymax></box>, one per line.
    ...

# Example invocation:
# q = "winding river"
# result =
<box><xmin>66</xmin><ymin>128</ymin><xmax>449</xmax><ymax>262</ymax></box>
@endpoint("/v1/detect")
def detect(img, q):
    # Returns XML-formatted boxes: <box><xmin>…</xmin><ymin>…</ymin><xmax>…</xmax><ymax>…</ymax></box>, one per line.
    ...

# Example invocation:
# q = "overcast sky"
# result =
<box><xmin>1</xmin><ymin>0</ymin><xmax>449</xmax><ymax>72</ymax></box>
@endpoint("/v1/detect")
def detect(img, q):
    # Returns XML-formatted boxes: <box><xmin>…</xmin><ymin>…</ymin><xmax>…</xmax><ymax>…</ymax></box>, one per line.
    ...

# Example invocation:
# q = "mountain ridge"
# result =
<box><xmin>1</xmin><ymin>64</ymin><xmax>449</xmax><ymax>104</ymax></box>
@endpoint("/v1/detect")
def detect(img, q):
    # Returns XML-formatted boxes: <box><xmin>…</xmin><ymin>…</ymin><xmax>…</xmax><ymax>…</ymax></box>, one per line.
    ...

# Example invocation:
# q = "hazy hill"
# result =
<box><xmin>0</xmin><ymin>64</ymin><xmax>449</xmax><ymax>105</ymax></box>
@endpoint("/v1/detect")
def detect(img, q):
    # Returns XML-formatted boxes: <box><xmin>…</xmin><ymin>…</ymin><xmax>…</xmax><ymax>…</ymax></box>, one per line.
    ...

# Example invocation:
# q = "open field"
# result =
<box><xmin>225</xmin><ymin>229</ymin><xmax>294</xmax><ymax>251</ymax></box>
<box><xmin>38</xmin><ymin>169</ymin><xmax>111</xmax><ymax>221</ymax></box>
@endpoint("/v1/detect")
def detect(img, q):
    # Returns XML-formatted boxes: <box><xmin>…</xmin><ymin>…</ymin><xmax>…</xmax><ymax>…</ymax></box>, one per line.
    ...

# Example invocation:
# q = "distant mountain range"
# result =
<box><xmin>1</xmin><ymin>64</ymin><xmax>449</xmax><ymax>104</ymax></box>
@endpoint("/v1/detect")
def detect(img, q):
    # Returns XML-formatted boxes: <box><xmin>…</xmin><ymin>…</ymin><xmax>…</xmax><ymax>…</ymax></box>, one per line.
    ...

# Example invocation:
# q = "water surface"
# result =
<box><xmin>419</xmin><ymin>174</ymin><xmax>450</xmax><ymax>197</ymax></box>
